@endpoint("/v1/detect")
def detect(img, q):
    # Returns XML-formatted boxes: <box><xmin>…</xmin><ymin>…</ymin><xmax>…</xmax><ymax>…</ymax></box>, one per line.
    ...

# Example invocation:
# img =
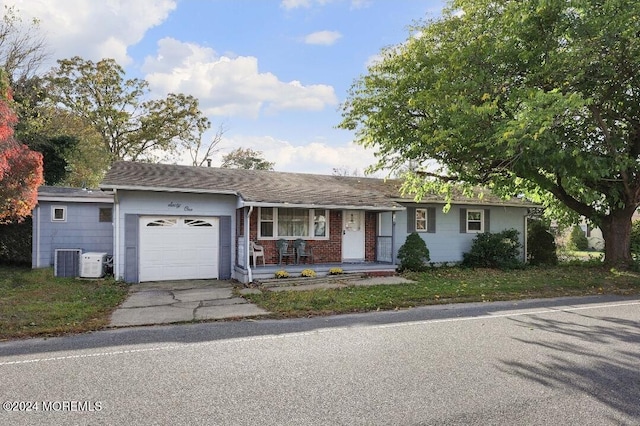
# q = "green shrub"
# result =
<box><xmin>397</xmin><ymin>232</ymin><xmax>430</xmax><ymax>272</ymax></box>
<box><xmin>631</xmin><ymin>220</ymin><xmax>640</xmax><ymax>256</ymax></box>
<box><xmin>569</xmin><ymin>225</ymin><xmax>589</xmax><ymax>251</ymax></box>
<box><xmin>527</xmin><ymin>220</ymin><xmax>558</xmax><ymax>265</ymax></box>
<box><xmin>0</xmin><ymin>218</ymin><xmax>32</xmax><ymax>266</ymax></box>
<box><xmin>462</xmin><ymin>229</ymin><xmax>522</xmax><ymax>269</ymax></box>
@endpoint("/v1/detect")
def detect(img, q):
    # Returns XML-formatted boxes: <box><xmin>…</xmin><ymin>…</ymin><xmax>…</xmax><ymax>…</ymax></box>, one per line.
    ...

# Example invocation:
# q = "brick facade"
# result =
<box><xmin>365</xmin><ymin>211</ymin><xmax>376</xmax><ymax>262</ymax></box>
<box><xmin>239</xmin><ymin>207</ymin><xmax>379</xmax><ymax>265</ymax></box>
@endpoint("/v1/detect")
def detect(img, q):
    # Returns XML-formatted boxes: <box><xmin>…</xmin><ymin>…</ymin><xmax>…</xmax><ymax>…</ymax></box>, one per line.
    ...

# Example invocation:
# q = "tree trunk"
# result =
<box><xmin>599</xmin><ymin>207</ymin><xmax>636</xmax><ymax>268</ymax></box>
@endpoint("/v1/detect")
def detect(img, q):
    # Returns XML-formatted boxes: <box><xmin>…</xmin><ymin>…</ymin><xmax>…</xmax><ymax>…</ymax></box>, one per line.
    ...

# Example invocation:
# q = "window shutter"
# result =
<box><xmin>427</xmin><ymin>207</ymin><xmax>436</xmax><ymax>233</ymax></box>
<box><xmin>124</xmin><ymin>214</ymin><xmax>138</xmax><ymax>283</ymax></box>
<box><xmin>407</xmin><ymin>207</ymin><xmax>416</xmax><ymax>233</ymax></box>
<box><xmin>460</xmin><ymin>208</ymin><xmax>467</xmax><ymax>233</ymax></box>
<box><xmin>219</xmin><ymin>216</ymin><xmax>232</xmax><ymax>279</ymax></box>
<box><xmin>484</xmin><ymin>209</ymin><xmax>490</xmax><ymax>233</ymax></box>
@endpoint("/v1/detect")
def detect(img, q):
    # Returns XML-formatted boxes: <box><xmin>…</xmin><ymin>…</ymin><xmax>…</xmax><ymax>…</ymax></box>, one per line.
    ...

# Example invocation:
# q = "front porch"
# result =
<box><xmin>234</xmin><ymin>261</ymin><xmax>398</xmax><ymax>283</ymax></box>
<box><xmin>234</xmin><ymin>206</ymin><xmax>399</xmax><ymax>284</ymax></box>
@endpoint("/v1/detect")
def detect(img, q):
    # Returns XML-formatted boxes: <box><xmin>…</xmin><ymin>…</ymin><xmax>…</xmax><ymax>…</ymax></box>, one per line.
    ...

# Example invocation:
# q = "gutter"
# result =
<box><xmin>99</xmin><ymin>184</ymin><xmax>238</xmax><ymax>197</ymax></box>
<box><xmin>34</xmin><ymin>205</ymin><xmax>40</xmax><ymax>267</ymax></box>
<box><xmin>241</xmin><ymin>201</ymin><xmax>405</xmax><ymax>211</ymax></box>
<box><xmin>38</xmin><ymin>196</ymin><xmax>114</xmax><ymax>203</ymax></box>
<box><xmin>391</xmin><ymin>199</ymin><xmax>539</xmax><ymax>209</ymax></box>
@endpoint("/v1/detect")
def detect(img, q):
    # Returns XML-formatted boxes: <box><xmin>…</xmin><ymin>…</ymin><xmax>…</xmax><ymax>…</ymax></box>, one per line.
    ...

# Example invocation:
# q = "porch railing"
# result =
<box><xmin>376</xmin><ymin>236</ymin><xmax>393</xmax><ymax>263</ymax></box>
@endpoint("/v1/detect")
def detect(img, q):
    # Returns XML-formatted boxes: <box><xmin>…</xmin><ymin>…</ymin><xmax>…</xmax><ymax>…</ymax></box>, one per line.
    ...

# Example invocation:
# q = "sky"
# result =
<box><xmin>3</xmin><ymin>0</ymin><xmax>447</xmax><ymax>176</ymax></box>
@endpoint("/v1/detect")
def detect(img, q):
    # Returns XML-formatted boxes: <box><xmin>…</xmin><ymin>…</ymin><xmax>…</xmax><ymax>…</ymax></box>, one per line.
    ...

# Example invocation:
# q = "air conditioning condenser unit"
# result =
<box><xmin>80</xmin><ymin>252</ymin><xmax>108</xmax><ymax>278</ymax></box>
<box><xmin>54</xmin><ymin>249</ymin><xmax>82</xmax><ymax>277</ymax></box>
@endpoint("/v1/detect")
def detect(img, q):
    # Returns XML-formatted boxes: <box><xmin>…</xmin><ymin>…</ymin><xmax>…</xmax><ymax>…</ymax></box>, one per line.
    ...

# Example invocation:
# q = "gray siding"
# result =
<box><xmin>33</xmin><ymin>201</ymin><xmax>114</xmax><ymax>268</ymax></box>
<box><xmin>115</xmin><ymin>190</ymin><xmax>237</xmax><ymax>282</ymax></box>
<box><xmin>393</xmin><ymin>205</ymin><xmax>528</xmax><ymax>264</ymax></box>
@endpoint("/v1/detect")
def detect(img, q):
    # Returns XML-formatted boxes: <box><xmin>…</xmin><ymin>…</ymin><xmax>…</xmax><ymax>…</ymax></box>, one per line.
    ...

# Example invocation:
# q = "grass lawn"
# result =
<box><xmin>2</xmin><ymin>264</ymin><xmax>639</xmax><ymax>340</ymax></box>
<box><xmin>559</xmin><ymin>250</ymin><xmax>605</xmax><ymax>261</ymax></box>
<box><xmin>243</xmin><ymin>265</ymin><xmax>640</xmax><ymax>318</ymax></box>
<box><xmin>0</xmin><ymin>266</ymin><xmax>129</xmax><ymax>340</ymax></box>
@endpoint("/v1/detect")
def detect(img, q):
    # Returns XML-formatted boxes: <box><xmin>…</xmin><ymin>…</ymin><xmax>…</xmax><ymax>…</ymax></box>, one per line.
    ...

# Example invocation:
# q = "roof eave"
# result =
<box><xmin>38</xmin><ymin>195</ymin><xmax>114</xmax><ymax>203</ymax></box>
<box><xmin>99</xmin><ymin>184</ymin><xmax>239</xmax><ymax>197</ymax></box>
<box><xmin>395</xmin><ymin>199</ymin><xmax>539</xmax><ymax>208</ymax></box>
<box><xmin>242</xmin><ymin>201</ymin><xmax>405</xmax><ymax>211</ymax></box>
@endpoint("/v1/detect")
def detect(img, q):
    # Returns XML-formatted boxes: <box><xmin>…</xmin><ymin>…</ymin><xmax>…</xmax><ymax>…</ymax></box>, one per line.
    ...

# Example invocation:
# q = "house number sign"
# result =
<box><xmin>168</xmin><ymin>201</ymin><xmax>193</xmax><ymax>212</ymax></box>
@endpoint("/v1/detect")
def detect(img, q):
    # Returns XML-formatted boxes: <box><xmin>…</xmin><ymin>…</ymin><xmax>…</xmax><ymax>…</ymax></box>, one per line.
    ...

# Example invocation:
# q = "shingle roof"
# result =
<box><xmin>38</xmin><ymin>186</ymin><xmax>114</xmax><ymax>201</ymax></box>
<box><xmin>100</xmin><ymin>161</ymin><xmax>536</xmax><ymax>209</ymax></box>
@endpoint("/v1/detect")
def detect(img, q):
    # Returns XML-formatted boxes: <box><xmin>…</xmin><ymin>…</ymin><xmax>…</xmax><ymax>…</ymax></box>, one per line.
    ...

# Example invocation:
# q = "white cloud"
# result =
<box><xmin>364</xmin><ymin>29</ymin><xmax>424</xmax><ymax>70</ymax></box>
<box><xmin>208</xmin><ymin>134</ymin><xmax>381</xmax><ymax>176</ymax></box>
<box><xmin>4</xmin><ymin>0</ymin><xmax>176</xmax><ymax>67</ymax></box>
<box><xmin>365</xmin><ymin>53</ymin><xmax>382</xmax><ymax>69</ymax></box>
<box><xmin>304</xmin><ymin>30</ymin><xmax>342</xmax><ymax>46</ymax></box>
<box><xmin>280</xmin><ymin>0</ymin><xmax>312</xmax><ymax>9</ymax></box>
<box><xmin>142</xmin><ymin>37</ymin><xmax>338</xmax><ymax>118</ymax></box>
<box><xmin>349</xmin><ymin>0</ymin><xmax>371</xmax><ymax>9</ymax></box>
<box><xmin>281</xmin><ymin>0</ymin><xmax>367</xmax><ymax>10</ymax></box>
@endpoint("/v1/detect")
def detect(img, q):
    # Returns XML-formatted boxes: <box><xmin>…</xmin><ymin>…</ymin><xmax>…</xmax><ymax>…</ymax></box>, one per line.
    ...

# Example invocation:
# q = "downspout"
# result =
<box><xmin>113</xmin><ymin>189</ymin><xmax>120</xmax><ymax>280</ymax></box>
<box><xmin>34</xmin><ymin>205</ymin><xmax>40</xmax><ymax>268</ymax></box>
<box><xmin>246</xmin><ymin>206</ymin><xmax>253</xmax><ymax>283</ymax></box>
<box><xmin>523</xmin><ymin>214</ymin><xmax>528</xmax><ymax>264</ymax></box>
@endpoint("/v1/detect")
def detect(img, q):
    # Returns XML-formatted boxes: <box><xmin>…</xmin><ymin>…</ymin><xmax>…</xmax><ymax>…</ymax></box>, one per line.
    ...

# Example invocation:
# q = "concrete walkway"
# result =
<box><xmin>109</xmin><ymin>280</ymin><xmax>269</xmax><ymax>327</ymax></box>
<box><xmin>110</xmin><ymin>274</ymin><xmax>414</xmax><ymax>327</ymax></box>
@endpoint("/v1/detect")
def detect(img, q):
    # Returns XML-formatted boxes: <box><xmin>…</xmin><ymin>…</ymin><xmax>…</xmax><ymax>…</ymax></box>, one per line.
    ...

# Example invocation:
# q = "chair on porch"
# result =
<box><xmin>276</xmin><ymin>239</ymin><xmax>295</xmax><ymax>265</ymax></box>
<box><xmin>249</xmin><ymin>241</ymin><xmax>265</xmax><ymax>266</ymax></box>
<box><xmin>294</xmin><ymin>239</ymin><xmax>314</xmax><ymax>264</ymax></box>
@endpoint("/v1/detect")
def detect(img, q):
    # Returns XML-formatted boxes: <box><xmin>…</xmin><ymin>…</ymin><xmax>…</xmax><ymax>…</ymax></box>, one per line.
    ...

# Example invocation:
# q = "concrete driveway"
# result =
<box><xmin>109</xmin><ymin>274</ymin><xmax>414</xmax><ymax>328</ymax></box>
<box><xmin>109</xmin><ymin>280</ymin><xmax>269</xmax><ymax>327</ymax></box>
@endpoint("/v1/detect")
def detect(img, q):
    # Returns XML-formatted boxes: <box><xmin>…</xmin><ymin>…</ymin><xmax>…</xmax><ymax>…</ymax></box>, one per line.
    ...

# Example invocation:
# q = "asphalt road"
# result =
<box><xmin>1</xmin><ymin>295</ymin><xmax>639</xmax><ymax>425</ymax></box>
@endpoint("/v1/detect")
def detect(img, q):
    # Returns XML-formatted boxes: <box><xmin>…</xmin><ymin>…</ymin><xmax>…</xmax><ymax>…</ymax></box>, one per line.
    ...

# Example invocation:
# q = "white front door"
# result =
<box><xmin>139</xmin><ymin>216</ymin><xmax>219</xmax><ymax>282</ymax></box>
<box><xmin>342</xmin><ymin>210</ymin><xmax>365</xmax><ymax>261</ymax></box>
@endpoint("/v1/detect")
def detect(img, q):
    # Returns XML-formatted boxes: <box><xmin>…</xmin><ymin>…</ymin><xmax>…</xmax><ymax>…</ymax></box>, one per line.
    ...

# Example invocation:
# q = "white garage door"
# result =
<box><xmin>139</xmin><ymin>217</ymin><xmax>219</xmax><ymax>282</ymax></box>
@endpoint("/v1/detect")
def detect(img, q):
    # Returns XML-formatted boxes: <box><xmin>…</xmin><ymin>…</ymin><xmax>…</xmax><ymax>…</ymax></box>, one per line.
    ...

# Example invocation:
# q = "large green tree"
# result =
<box><xmin>45</xmin><ymin>56</ymin><xmax>211</xmax><ymax>163</ymax></box>
<box><xmin>340</xmin><ymin>0</ymin><xmax>640</xmax><ymax>267</ymax></box>
<box><xmin>0</xmin><ymin>5</ymin><xmax>48</xmax><ymax>85</ymax></box>
<box><xmin>221</xmin><ymin>147</ymin><xmax>274</xmax><ymax>170</ymax></box>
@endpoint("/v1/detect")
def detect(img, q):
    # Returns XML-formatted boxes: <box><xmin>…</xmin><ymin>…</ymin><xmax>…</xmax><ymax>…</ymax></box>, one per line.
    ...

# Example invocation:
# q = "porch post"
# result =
<box><xmin>246</xmin><ymin>206</ymin><xmax>253</xmax><ymax>282</ymax></box>
<box><xmin>391</xmin><ymin>211</ymin><xmax>396</xmax><ymax>265</ymax></box>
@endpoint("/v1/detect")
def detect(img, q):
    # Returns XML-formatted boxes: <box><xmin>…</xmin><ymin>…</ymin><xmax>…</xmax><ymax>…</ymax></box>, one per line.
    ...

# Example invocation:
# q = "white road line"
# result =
<box><xmin>2</xmin><ymin>299</ymin><xmax>639</xmax><ymax>367</ymax></box>
<box><xmin>371</xmin><ymin>300</ymin><xmax>640</xmax><ymax>330</ymax></box>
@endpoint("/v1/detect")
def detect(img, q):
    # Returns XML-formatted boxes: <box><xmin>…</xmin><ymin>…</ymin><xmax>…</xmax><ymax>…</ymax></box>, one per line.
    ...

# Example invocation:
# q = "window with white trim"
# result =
<box><xmin>415</xmin><ymin>208</ymin><xmax>427</xmax><ymax>232</ymax></box>
<box><xmin>466</xmin><ymin>209</ymin><xmax>484</xmax><ymax>233</ymax></box>
<box><xmin>314</xmin><ymin>211</ymin><xmax>327</xmax><ymax>237</ymax></box>
<box><xmin>52</xmin><ymin>206</ymin><xmax>67</xmax><ymax>222</ymax></box>
<box><xmin>259</xmin><ymin>207</ymin><xmax>275</xmax><ymax>237</ymax></box>
<box><xmin>258</xmin><ymin>207</ymin><xmax>329</xmax><ymax>239</ymax></box>
<box><xmin>278</xmin><ymin>208</ymin><xmax>309</xmax><ymax>237</ymax></box>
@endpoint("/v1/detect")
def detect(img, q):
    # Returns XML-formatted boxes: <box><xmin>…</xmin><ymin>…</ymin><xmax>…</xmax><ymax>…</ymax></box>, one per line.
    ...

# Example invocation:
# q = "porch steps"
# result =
<box><xmin>254</xmin><ymin>272</ymin><xmax>414</xmax><ymax>292</ymax></box>
<box><xmin>257</xmin><ymin>273</ymin><xmax>363</xmax><ymax>288</ymax></box>
<box><xmin>243</xmin><ymin>262</ymin><xmax>398</xmax><ymax>284</ymax></box>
